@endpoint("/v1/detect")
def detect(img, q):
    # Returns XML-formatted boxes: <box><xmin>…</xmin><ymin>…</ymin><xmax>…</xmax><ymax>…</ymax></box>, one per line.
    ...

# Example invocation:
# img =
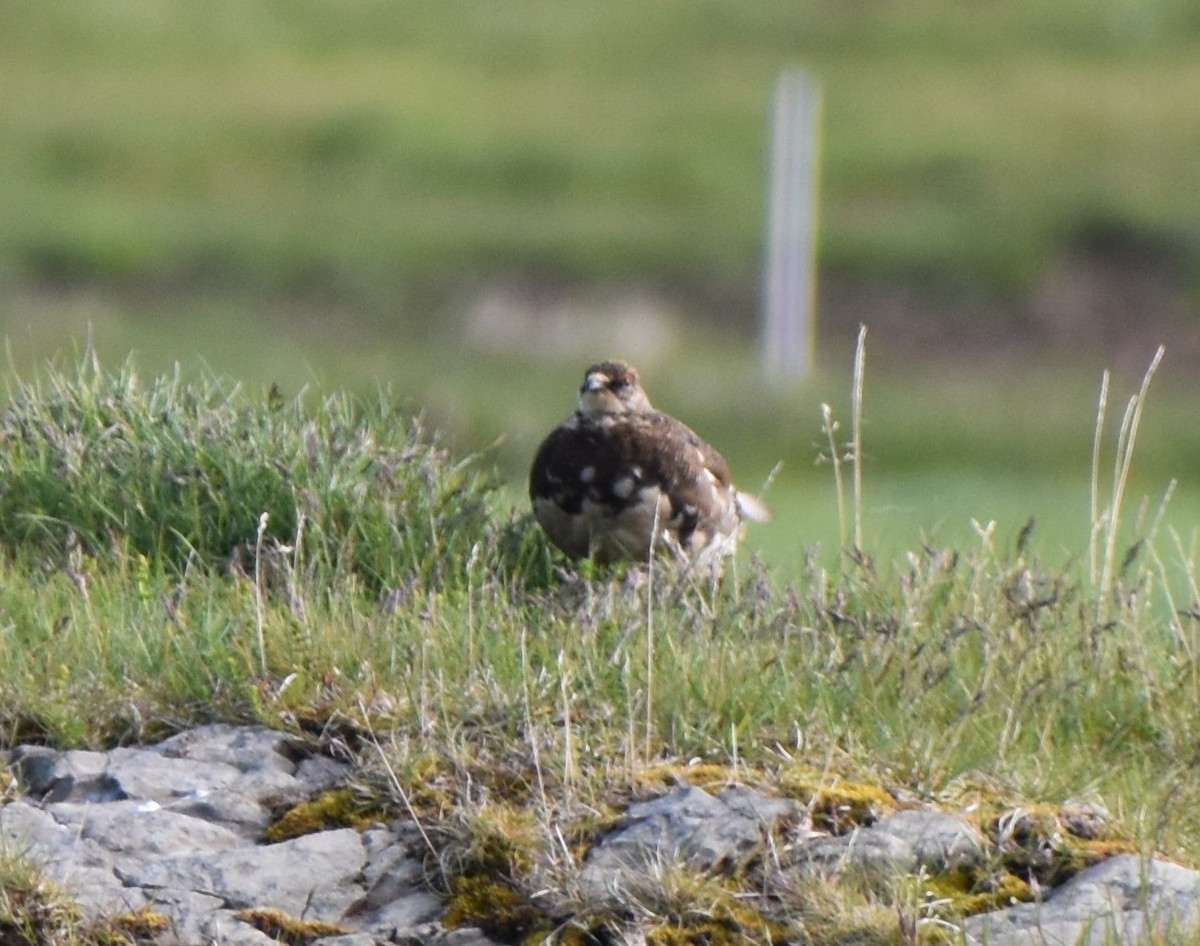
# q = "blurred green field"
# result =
<box><xmin>2</xmin><ymin>0</ymin><xmax>1198</xmax><ymax>309</ymax></box>
<box><xmin>1</xmin><ymin>1</ymin><xmax>1198</xmax><ymax>578</ymax></box>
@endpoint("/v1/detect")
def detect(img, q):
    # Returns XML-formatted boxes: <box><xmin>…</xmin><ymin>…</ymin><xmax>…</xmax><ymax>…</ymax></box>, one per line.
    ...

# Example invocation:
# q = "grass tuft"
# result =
<box><xmin>0</xmin><ymin>351</ymin><xmax>501</xmax><ymax>591</ymax></box>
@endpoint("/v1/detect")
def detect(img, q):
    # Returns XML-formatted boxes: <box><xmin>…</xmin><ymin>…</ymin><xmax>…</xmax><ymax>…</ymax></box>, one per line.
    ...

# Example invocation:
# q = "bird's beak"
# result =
<box><xmin>582</xmin><ymin>374</ymin><xmax>606</xmax><ymax>393</ymax></box>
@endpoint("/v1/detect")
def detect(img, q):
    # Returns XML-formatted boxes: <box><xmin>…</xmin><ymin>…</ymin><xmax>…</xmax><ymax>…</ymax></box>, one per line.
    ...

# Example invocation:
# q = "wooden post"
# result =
<box><xmin>762</xmin><ymin>70</ymin><xmax>822</xmax><ymax>382</ymax></box>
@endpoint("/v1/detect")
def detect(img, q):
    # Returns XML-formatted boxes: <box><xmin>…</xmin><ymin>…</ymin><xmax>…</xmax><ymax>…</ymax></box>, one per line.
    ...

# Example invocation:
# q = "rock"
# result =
<box><xmin>100</xmin><ymin>750</ymin><xmax>290</xmax><ymax>804</ymax></box>
<box><xmin>876</xmin><ymin>809</ymin><xmax>986</xmax><ymax>871</ymax></box>
<box><xmin>140</xmin><ymin>889</ymin><xmax>227</xmax><ymax>946</ymax></box>
<box><xmin>9</xmin><ymin>746</ymin><xmax>113</xmax><ymax>802</ymax></box>
<box><xmin>47</xmin><ymin>799</ymin><xmax>244</xmax><ymax>858</ymax></box>
<box><xmin>790</xmin><ymin>809</ymin><xmax>984</xmax><ymax>879</ymax></box>
<box><xmin>0</xmin><ymin>727</ymin><xmax>442</xmax><ymax>946</ymax></box>
<box><xmin>962</xmin><ymin>854</ymin><xmax>1200</xmax><ymax>946</ymax></box>
<box><xmin>123</xmin><ymin>827</ymin><xmax>367</xmax><ymax>918</ymax></box>
<box><xmin>580</xmin><ymin>784</ymin><xmax>800</xmax><ymax>897</ymax></box>
<box><xmin>5</xmin><ymin>726</ymin><xmax>1200</xmax><ymax>946</ymax></box>
<box><xmin>790</xmin><ymin>824</ymin><xmax>919</xmax><ymax>877</ymax></box>
<box><xmin>153</xmin><ymin>724</ymin><xmax>300</xmax><ymax>772</ymax></box>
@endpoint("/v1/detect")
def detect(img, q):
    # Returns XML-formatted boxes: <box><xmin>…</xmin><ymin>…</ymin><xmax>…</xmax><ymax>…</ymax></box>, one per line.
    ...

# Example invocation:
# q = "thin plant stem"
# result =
<box><xmin>1098</xmin><ymin>345</ymin><xmax>1165</xmax><ymax>620</ymax></box>
<box><xmin>254</xmin><ymin>511</ymin><xmax>269</xmax><ymax>678</ymax></box>
<box><xmin>821</xmin><ymin>403</ymin><xmax>846</xmax><ymax>549</ymax></box>
<box><xmin>645</xmin><ymin>501</ymin><xmax>660</xmax><ymax>762</ymax></box>
<box><xmin>851</xmin><ymin>324</ymin><xmax>868</xmax><ymax>553</ymax></box>
<box><xmin>1089</xmin><ymin>370</ymin><xmax>1110</xmax><ymax>588</ymax></box>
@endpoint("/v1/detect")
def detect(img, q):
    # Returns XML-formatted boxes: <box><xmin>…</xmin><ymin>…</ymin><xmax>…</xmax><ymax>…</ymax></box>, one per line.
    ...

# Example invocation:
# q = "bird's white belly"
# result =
<box><xmin>580</xmin><ymin>486</ymin><xmax>669</xmax><ymax>563</ymax></box>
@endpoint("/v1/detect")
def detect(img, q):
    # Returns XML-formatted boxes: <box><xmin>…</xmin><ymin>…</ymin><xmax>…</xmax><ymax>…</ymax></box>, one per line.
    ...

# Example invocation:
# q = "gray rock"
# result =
<box><xmin>0</xmin><ymin>799</ymin><xmax>75</xmax><ymax>854</ymax></box>
<box><xmin>580</xmin><ymin>784</ymin><xmax>799</xmax><ymax>897</ymax></box>
<box><xmin>124</xmin><ymin>827</ymin><xmax>367</xmax><ymax>919</ymax></box>
<box><xmin>789</xmin><ymin>808</ymin><xmax>984</xmax><ymax>880</ymax></box>
<box><xmin>8</xmin><ymin>725</ymin><xmax>1198</xmax><ymax>946</ymax></box>
<box><xmin>962</xmin><ymin>854</ymin><xmax>1200</xmax><ymax>946</ymax></box>
<box><xmin>790</xmin><ymin>824</ymin><xmax>919</xmax><ymax>877</ymax></box>
<box><xmin>164</xmin><ymin>787</ymin><xmax>279</xmax><ymax>837</ymax></box>
<box><xmin>46</xmin><ymin>799</ymin><xmax>243</xmax><ymax>857</ymax></box>
<box><xmin>296</xmin><ymin>753</ymin><xmax>357</xmax><ymax>792</ymax></box>
<box><xmin>9</xmin><ymin>746</ymin><xmax>113</xmax><ymax>802</ymax></box>
<box><xmin>875</xmin><ymin>809</ymin><xmax>985</xmax><ymax>871</ymax></box>
<box><xmin>718</xmin><ymin>784</ymin><xmax>804</xmax><ymax>827</ymax></box>
<box><xmin>356</xmin><ymin>889</ymin><xmax>446</xmax><ymax>935</ymax></box>
<box><xmin>395</xmin><ymin>924</ymin><xmax>507</xmax><ymax>946</ymax></box>
<box><xmin>52</xmin><ymin>865</ymin><xmax>150</xmax><ymax>917</ymax></box>
<box><xmin>102</xmin><ymin>751</ymin><xmax>293</xmax><ymax>804</ymax></box>
<box><xmin>153</xmin><ymin>724</ymin><xmax>300</xmax><ymax>772</ymax></box>
<box><xmin>313</xmin><ymin>935</ymin><xmax>381</xmax><ymax>946</ymax></box>
<box><xmin>199</xmin><ymin>909</ymin><xmax>281</xmax><ymax>946</ymax></box>
<box><xmin>140</xmin><ymin>888</ymin><xmax>227</xmax><ymax>946</ymax></box>
<box><xmin>1</xmin><ymin>728</ymin><xmax>466</xmax><ymax>946</ymax></box>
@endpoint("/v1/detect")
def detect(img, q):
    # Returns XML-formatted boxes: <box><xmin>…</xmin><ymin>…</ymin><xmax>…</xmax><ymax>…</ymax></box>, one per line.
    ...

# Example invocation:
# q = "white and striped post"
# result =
<box><xmin>762</xmin><ymin>70</ymin><xmax>822</xmax><ymax>382</ymax></box>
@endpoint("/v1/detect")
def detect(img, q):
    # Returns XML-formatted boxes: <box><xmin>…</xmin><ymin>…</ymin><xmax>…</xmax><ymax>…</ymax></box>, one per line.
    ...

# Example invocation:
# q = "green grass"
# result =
<box><xmin>1</xmin><ymin>356</ymin><xmax>1200</xmax><ymax>942</ymax></box>
<box><xmin>1</xmin><ymin>0</ymin><xmax>1198</xmax><ymax>316</ymax></box>
<box><xmin>0</xmin><ymin>303</ymin><xmax>1192</xmax><ymax>579</ymax></box>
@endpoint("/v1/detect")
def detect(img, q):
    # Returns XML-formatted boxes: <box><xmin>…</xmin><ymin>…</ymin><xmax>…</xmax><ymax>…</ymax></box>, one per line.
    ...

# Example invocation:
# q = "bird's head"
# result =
<box><xmin>577</xmin><ymin>361</ymin><xmax>652</xmax><ymax>418</ymax></box>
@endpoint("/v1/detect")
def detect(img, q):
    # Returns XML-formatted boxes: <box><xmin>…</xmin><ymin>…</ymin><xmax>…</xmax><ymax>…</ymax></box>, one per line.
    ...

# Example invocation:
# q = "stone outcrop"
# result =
<box><xmin>2</xmin><ymin>725</ymin><xmax>1198</xmax><ymax>946</ymax></box>
<box><xmin>1</xmin><ymin>725</ymin><xmax>483</xmax><ymax>946</ymax></box>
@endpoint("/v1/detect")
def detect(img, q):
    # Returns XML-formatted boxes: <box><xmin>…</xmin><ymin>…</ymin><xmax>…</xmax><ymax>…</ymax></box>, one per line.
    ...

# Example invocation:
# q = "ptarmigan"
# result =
<box><xmin>529</xmin><ymin>360</ymin><xmax>769</xmax><ymax>567</ymax></box>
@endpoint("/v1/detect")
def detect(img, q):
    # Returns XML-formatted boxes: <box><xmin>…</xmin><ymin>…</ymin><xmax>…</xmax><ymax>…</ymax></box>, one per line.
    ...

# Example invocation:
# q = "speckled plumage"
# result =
<box><xmin>529</xmin><ymin>361</ymin><xmax>768</xmax><ymax>566</ymax></box>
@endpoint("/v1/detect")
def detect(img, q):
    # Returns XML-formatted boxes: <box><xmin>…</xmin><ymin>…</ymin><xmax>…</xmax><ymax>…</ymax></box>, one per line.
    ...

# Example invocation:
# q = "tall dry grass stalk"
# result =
<box><xmin>851</xmin><ymin>325</ymin><xmax>868</xmax><ymax>553</ymax></box>
<box><xmin>1088</xmin><ymin>370</ymin><xmax>1110</xmax><ymax>588</ymax></box>
<box><xmin>1092</xmin><ymin>345</ymin><xmax>1165</xmax><ymax>620</ymax></box>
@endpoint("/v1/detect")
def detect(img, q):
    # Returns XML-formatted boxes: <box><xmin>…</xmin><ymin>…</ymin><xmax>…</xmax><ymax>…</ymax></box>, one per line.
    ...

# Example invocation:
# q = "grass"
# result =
<box><xmin>0</xmin><ymin>303</ymin><xmax>1194</xmax><ymax>578</ymax></box>
<box><xmin>2</xmin><ymin>355</ymin><xmax>1200</xmax><ymax>943</ymax></box>
<box><xmin>1</xmin><ymin>0</ymin><xmax>1198</xmax><ymax>319</ymax></box>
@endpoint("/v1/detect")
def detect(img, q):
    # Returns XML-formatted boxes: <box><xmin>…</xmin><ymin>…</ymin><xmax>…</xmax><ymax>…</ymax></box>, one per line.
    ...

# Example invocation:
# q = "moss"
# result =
<box><xmin>643</xmin><ymin>902</ymin><xmax>799</xmax><ymax>946</ymax></box>
<box><xmin>109</xmin><ymin>908</ymin><xmax>171</xmax><ymax>940</ymax></box>
<box><xmin>235</xmin><ymin>907</ymin><xmax>347</xmax><ymax>944</ymax></box>
<box><xmin>919</xmin><ymin>866</ymin><xmax>1033</xmax><ymax>917</ymax></box>
<box><xmin>264</xmin><ymin>787</ymin><xmax>385</xmax><ymax>842</ymax></box>
<box><xmin>779</xmin><ymin>773</ymin><xmax>896</xmax><ymax>834</ymax></box>
<box><xmin>530</xmin><ymin>921</ymin><xmax>609</xmax><ymax>946</ymax></box>
<box><xmin>443</xmin><ymin>874</ymin><xmax>549</xmax><ymax>943</ymax></box>
<box><xmin>635</xmin><ymin>762</ymin><xmax>753</xmax><ymax>793</ymax></box>
<box><xmin>1039</xmin><ymin>836</ymin><xmax>1141</xmax><ymax>886</ymax></box>
<box><xmin>458</xmin><ymin>806</ymin><xmax>544</xmax><ymax>878</ymax></box>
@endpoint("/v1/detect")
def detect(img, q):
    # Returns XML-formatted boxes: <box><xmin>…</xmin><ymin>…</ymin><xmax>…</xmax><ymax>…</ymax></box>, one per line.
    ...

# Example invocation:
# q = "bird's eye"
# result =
<box><xmin>613</xmin><ymin>374</ymin><xmax>632</xmax><ymax>389</ymax></box>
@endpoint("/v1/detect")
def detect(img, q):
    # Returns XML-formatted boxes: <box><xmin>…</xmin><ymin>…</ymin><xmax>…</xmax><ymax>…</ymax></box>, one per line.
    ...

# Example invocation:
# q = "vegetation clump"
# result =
<box><xmin>0</xmin><ymin>354</ymin><xmax>499</xmax><ymax>591</ymax></box>
<box><xmin>781</xmin><ymin>774</ymin><xmax>897</xmax><ymax>834</ymax></box>
<box><xmin>264</xmin><ymin>786</ymin><xmax>388</xmax><ymax>842</ymax></box>
<box><xmin>234</xmin><ymin>908</ymin><xmax>347</xmax><ymax>945</ymax></box>
<box><xmin>442</xmin><ymin>875</ymin><xmax>549</xmax><ymax>943</ymax></box>
<box><xmin>917</xmin><ymin>866</ymin><xmax>1033</xmax><ymax>918</ymax></box>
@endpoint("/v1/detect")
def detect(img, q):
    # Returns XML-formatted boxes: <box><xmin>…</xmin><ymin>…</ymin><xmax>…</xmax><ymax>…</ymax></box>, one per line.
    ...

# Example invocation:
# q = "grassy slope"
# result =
<box><xmin>2</xmin><ymin>360</ymin><xmax>1200</xmax><ymax>943</ymax></box>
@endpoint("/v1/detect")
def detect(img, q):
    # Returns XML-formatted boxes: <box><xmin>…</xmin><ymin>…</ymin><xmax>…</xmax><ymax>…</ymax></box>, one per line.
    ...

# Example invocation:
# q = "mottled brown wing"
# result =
<box><xmin>613</xmin><ymin>412</ymin><xmax>737</xmax><ymax>544</ymax></box>
<box><xmin>529</xmin><ymin>419</ymin><xmax>631</xmax><ymax>558</ymax></box>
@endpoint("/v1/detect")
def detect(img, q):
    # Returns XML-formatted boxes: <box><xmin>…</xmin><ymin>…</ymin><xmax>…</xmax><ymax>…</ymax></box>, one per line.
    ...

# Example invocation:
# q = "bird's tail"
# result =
<box><xmin>736</xmin><ymin>491</ymin><xmax>772</xmax><ymax>524</ymax></box>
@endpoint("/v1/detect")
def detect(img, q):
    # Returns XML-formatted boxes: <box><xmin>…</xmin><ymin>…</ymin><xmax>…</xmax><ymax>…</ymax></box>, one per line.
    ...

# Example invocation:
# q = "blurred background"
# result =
<box><xmin>2</xmin><ymin>1</ymin><xmax>1199</xmax><ymax>573</ymax></box>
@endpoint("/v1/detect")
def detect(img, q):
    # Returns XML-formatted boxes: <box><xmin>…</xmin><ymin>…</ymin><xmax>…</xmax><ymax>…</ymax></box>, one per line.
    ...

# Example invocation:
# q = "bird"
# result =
<box><xmin>529</xmin><ymin>360</ymin><xmax>769</xmax><ymax>567</ymax></box>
